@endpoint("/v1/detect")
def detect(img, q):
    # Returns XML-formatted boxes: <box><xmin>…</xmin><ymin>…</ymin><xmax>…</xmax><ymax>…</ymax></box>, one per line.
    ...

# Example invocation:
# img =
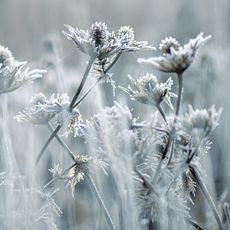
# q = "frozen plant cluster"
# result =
<box><xmin>0</xmin><ymin>21</ymin><xmax>229</xmax><ymax>230</ymax></box>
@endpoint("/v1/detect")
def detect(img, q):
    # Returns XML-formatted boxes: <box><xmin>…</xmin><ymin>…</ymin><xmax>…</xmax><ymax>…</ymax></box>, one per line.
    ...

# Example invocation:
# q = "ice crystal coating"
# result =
<box><xmin>138</xmin><ymin>33</ymin><xmax>211</xmax><ymax>74</ymax></box>
<box><xmin>0</xmin><ymin>45</ymin><xmax>46</xmax><ymax>94</ymax></box>
<box><xmin>15</xmin><ymin>93</ymin><xmax>81</xmax><ymax>126</ymax></box>
<box><xmin>120</xmin><ymin>73</ymin><xmax>176</xmax><ymax>109</ymax></box>
<box><xmin>182</xmin><ymin>105</ymin><xmax>222</xmax><ymax>136</ymax></box>
<box><xmin>62</xmin><ymin>22</ymin><xmax>154</xmax><ymax>60</ymax></box>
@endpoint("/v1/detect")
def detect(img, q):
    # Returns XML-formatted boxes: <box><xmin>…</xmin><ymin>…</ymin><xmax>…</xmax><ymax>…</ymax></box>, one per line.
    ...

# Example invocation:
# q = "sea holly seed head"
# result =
<box><xmin>89</xmin><ymin>22</ymin><xmax>108</xmax><ymax>47</ymax></box>
<box><xmin>159</xmin><ymin>37</ymin><xmax>180</xmax><ymax>55</ymax></box>
<box><xmin>0</xmin><ymin>45</ymin><xmax>14</xmax><ymax>68</ymax></box>
<box><xmin>138</xmin><ymin>33</ymin><xmax>211</xmax><ymax>74</ymax></box>
<box><xmin>117</xmin><ymin>26</ymin><xmax>135</xmax><ymax>44</ymax></box>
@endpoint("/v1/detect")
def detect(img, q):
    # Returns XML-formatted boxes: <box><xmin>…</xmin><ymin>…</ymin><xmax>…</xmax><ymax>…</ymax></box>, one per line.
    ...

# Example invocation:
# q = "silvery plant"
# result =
<box><xmin>0</xmin><ymin>21</ymin><xmax>229</xmax><ymax>230</ymax></box>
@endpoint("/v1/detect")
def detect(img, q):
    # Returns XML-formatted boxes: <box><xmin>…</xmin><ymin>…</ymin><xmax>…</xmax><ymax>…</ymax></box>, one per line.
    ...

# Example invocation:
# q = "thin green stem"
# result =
<box><xmin>175</xmin><ymin>73</ymin><xmax>183</xmax><ymax>117</ymax></box>
<box><xmin>69</xmin><ymin>56</ymin><xmax>96</xmax><ymax>110</ymax></box>
<box><xmin>35</xmin><ymin>125</ymin><xmax>62</xmax><ymax>167</ymax></box>
<box><xmin>47</xmin><ymin>123</ymin><xmax>75</xmax><ymax>161</ymax></box>
<box><xmin>87</xmin><ymin>175</ymin><xmax>116</xmax><ymax>230</ymax></box>
<box><xmin>190</xmin><ymin>166</ymin><xmax>224</xmax><ymax>230</ymax></box>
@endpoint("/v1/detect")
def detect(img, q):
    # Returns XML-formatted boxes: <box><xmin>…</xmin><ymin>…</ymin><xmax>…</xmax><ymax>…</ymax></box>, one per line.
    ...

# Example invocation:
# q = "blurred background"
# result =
<box><xmin>0</xmin><ymin>0</ymin><xmax>230</xmax><ymax>229</ymax></box>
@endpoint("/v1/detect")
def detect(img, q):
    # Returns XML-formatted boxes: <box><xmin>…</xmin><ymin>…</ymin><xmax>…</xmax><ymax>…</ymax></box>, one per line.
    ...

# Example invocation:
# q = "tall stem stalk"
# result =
<box><xmin>35</xmin><ymin>125</ymin><xmax>62</xmax><ymax>166</ymax></box>
<box><xmin>47</xmin><ymin>123</ymin><xmax>75</xmax><ymax>161</ymax></box>
<box><xmin>69</xmin><ymin>56</ymin><xmax>96</xmax><ymax>110</ymax></box>
<box><xmin>190</xmin><ymin>166</ymin><xmax>224</xmax><ymax>230</ymax></box>
<box><xmin>87</xmin><ymin>175</ymin><xmax>116</xmax><ymax>230</ymax></box>
<box><xmin>175</xmin><ymin>73</ymin><xmax>183</xmax><ymax>117</ymax></box>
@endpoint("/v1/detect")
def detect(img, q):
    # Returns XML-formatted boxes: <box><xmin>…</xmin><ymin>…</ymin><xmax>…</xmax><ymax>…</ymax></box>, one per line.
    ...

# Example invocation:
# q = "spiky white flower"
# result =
<box><xmin>138</xmin><ymin>33</ymin><xmax>211</xmax><ymax>74</ymax></box>
<box><xmin>182</xmin><ymin>105</ymin><xmax>222</xmax><ymax>136</ymax></box>
<box><xmin>15</xmin><ymin>93</ymin><xmax>81</xmax><ymax>126</ymax></box>
<box><xmin>0</xmin><ymin>45</ymin><xmax>46</xmax><ymax>94</ymax></box>
<box><xmin>67</xmin><ymin>155</ymin><xmax>108</xmax><ymax>197</ymax></box>
<box><xmin>120</xmin><ymin>73</ymin><xmax>176</xmax><ymax>109</ymax></box>
<box><xmin>62</xmin><ymin>22</ymin><xmax>154</xmax><ymax>60</ymax></box>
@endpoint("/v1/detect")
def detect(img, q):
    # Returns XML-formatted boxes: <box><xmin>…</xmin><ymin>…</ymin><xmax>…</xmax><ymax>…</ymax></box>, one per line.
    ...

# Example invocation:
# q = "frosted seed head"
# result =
<box><xmin>159</xmin><ymin>37</ymin><xmax>180</xmax><ymax>55</ymax></box>
<box><xmin>139</xmin><ymin>33</ymin><xmax>211</xmax><ymax>74</ymax></box>
<box><xmin>89</xmin><ymin>22</ymin><xmax>108</xmax><ymax>47</ymax></box>
<box><xmin>0</xmin><ymin>45</ymin><xmax>14</xmax><ymax>68</ymax></box>
<box><xmin>121</xmin><ymin>74</ymin><xmax>176</xmax><ymax>109</ymax></box>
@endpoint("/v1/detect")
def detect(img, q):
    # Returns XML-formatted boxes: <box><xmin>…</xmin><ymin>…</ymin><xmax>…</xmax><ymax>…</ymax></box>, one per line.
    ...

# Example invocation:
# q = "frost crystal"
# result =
<box><xmin>138</xmin><ymin>33</ymin><xmax>211</xmax><ymax>74</ymax></box>
<box><xmin>0</xmin><ymin>45</ymin><xmax>45</xmax><ymax>94</ymax></box>
<box><xmin>120</xmin><ymin>73</ymin><xmax>176</xmax><ymax>109</ymax></box>
<box><xmin>62</xmin><ymin>22</ymin><xmax>154</xmax><ymax>60</ymax></box>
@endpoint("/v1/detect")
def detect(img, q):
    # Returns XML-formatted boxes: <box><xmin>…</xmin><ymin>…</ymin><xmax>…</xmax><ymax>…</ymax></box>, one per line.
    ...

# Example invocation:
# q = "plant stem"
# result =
<box><xmin>69</xmin><ymin>56</ymin><xmax>96</xmax><ymax>110</ymax></box>
<box><xmin>87</xmin><ymin>174</ymin><xmax>116</xmax><ymax>230</ymax></box>
<box><xmin>72</xmin><ymin>53</ymin><xmax>122</xmax><ymax>109</ymax></box>
<box><xmin>189</xmin><ymin>166</ymin><xmax>224</xmax><ymax>230</ymax></box>
<box><xmin>105</xmin><ymin>53</ymin><xmax>122</xmax><ymax>73</ymax></box>
<box><xmin>157</xmin><ymin>104</ymin><xmax>167</xmax><ymax>123</ymax></box>
<box><xmin>73</xmin><ymin>77</ymin><xmax>102</xmax><ymax>108</ymax></box>
<box><xmin>186</xmin><ymin>219</ymin><xmax>204</xmax><ymax>230</ymax></box>
<box><xmin>135</xmin><ymin>167</ymin><xmax>204</xmax><ymax>230</ymax></box>
<box><xmin>175</xmin><ymin>73</ymin><xmax>183</xmax><ymax>117</ymax></box>
<box><xmin>35</xmin><ymin>125</ymin><xmax>62</xmax><ymax>166</ymax></box>
<box><xmin>47</xmin><ymin>123</ymin><xmax>75</xmax><ymax>161</ymax></box>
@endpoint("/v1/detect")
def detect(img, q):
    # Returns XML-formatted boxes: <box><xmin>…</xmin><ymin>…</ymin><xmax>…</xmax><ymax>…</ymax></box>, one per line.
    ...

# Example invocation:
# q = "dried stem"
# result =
<box><xmin>156</xmin><ymin>104</ymin><xmax>167</xmax><ymax>123</ymax></box>
<box><xmin>72</xmin><ymin>53</ymin><xmax>122</xmax><ymax>109</ymax></box>
<box><xmin>189</xmin><ymin>166</ymin><xmax>224</xmax><ymax>230</ymax></box>
<box><xmin>175</xmin><ymin>72</ymin><xmax>183</xmax><ymax>117</ymax></box>
<box><xmin>35</xmin><ymin>124</ymin><xmax>62</xmax><ymax>166</ymax></box>
<box><xmin>87</xmin><ymin>174</ymin><xmax>116</xmax><ymax>230</ymax></box>
<box><xmin>47</xmin><ymin>123</ymin><xmax>75</xmax><ymax>161</ymax></box>
<box><xmin>69</xmin><ymin>55</ymin><xmax>96</xmax><ymax>110</ymax></box>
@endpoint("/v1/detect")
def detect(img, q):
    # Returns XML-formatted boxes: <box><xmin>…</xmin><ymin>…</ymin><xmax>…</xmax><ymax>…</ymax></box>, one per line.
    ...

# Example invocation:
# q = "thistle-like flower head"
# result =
<box><xmin>62</xmin><ymin>22</ymin><xmax>154</xmax><ymax>60</ymax></box>
<box><xmin>67</xmin><ymin>155</ymin><xmax>108</xmax><ymax>197</ymax></box>
<box><xmin>159</xmin><ymin>37</ymin><xmax>180</xmax><ymax>55</ymax></box>
<box><xmin>120</xmin><ymin>73</ymin><xmax>176</xmax><ymax>109</ymax></box>
<box><xmin>15</xmin><ymin>93</ymin><xmax>81</xmax><ymax>126</ymax></box>
<box><xmin>138</xmin><ymin>33</ymin><xmax>211</xmax><ymax>74</ymax></box>
<box><xmin>0</xmin><ymin>45</ymin><xmax>14</xmax><ymax>68</ymax></box>
<box><xmin>89</xmin><ymin>22</ymin><xmax>108</xmax><ymax>48</ymax></box>
<box><xmin>182</xmin><ymin>105</ymin><xmax>222</xmax><ymax>137</ymax></box>
<box><xmin>0</xmin><ymin>45</ymin><xmax>46</xmax><ymax>94</ymax></box>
